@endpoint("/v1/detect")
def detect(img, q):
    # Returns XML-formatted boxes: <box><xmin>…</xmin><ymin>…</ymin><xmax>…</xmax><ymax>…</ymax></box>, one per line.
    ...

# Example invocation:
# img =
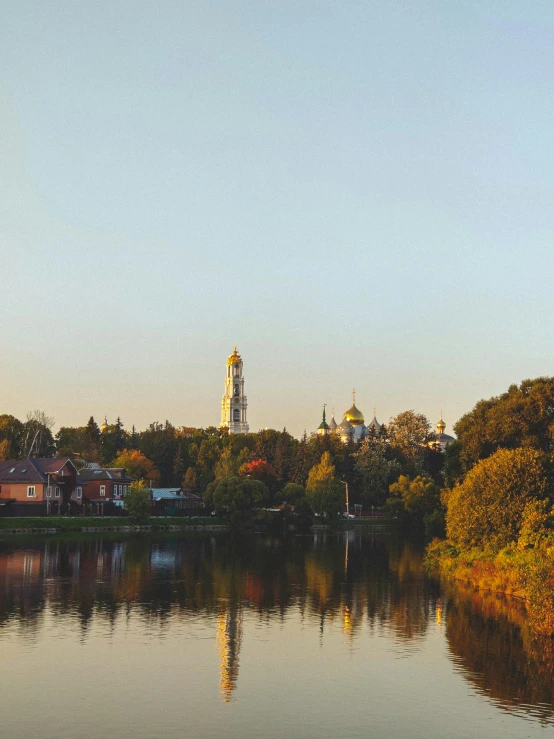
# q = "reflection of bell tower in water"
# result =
<box><xmin>216</xmin><ymin>602</ymin><xmax>243</xmax><ymax>703</ymax></box>
<box><xmin>220</xmin><ymin>344</ymin><xmax>249</xmax><ymax>434</ymax></box>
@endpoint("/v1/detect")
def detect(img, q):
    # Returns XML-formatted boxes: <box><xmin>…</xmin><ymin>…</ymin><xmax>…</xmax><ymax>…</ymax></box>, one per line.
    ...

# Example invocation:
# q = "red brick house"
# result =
<box><xmin>0</xmin><ymin>457</ymin><xmax>78</xmax><ymax>513</ymax></box>
<box><xmin>77</xmin><ymin>466</ymin><xmax>134</xmax><ymax>507</ymax></box>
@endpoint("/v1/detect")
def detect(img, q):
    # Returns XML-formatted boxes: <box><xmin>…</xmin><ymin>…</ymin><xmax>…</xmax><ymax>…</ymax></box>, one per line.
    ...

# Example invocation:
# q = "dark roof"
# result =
<box><xmin>77</xmin><ymin>467</ymin><xmax>134</xmax><ymax>483</ymax></box>
<box><xmin>0</xmin><ymin>458</ymin><xmax>76</xmax><ymax>484</ymax></box>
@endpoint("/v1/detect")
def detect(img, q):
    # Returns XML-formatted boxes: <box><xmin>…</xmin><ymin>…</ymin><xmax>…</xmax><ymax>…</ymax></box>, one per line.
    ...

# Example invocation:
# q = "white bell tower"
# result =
<box><xmin>220</xmin><ymin>344</ymin><xmax>249</xmax><ymax>434</ymax></box>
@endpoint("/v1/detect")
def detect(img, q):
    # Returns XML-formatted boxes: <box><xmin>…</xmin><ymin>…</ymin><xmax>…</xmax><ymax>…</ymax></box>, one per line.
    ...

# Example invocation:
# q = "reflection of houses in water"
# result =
<box><xmin>216</xmin><ymin>601</ymin><xmax>243</xmax><ymax>703</ymax></box>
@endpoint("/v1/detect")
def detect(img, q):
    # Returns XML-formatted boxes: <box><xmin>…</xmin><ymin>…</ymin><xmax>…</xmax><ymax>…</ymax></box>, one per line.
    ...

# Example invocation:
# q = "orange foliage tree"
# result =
<box><xmin>112</xmin><ymin>449</ymin><xmax>160</xmax><ymax>485</ymax></box>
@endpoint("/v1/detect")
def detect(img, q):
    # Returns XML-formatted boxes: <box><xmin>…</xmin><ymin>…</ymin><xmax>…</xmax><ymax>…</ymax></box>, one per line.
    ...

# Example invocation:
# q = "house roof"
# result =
<box><xmin>151</xmin><ymin>488</ymin><xmax>202</xmax><ymax>502</ymax></box>
<box><xmin>77</xmin><ymin>467</ymin><xmax>134</xmax><ymax>483</ymax></box>
<box><xmin>0</xmin><ymin>457</ymin><xmax>76</xmax><ymax>484</ymax></box>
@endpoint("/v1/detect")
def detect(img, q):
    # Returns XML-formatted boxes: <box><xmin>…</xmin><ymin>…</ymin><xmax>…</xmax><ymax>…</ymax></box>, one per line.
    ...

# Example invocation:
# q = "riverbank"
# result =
<box><xmin>426</xmin><ymin>539</ymin><xmax>554</xmax><ymax>635</ymax></box>
<box><xmin>0</xmin><ymin>516</ymin><xmax>228</xmax><ymax>535</ymax></box>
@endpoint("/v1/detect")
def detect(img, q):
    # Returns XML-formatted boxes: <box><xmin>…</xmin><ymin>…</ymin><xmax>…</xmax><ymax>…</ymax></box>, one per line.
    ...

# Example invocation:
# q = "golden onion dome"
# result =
<box><xmin>436</xmin><ymin>418</ymin><xmax>446</xmax><ymax>433</ymax></box>
<box><xmin>227</xmin><ymin>346</ymin><xmax>242</xmax><ymax>365</ymax></box>
<box><xmin>345</xmin><ymin>404</ymin><xmax>364</xmax><ymax>426</ymax></box>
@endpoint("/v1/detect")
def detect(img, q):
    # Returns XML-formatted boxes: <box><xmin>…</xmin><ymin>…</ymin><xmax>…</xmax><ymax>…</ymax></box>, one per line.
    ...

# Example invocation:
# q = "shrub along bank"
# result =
<box><xmin>427</xmin><ymin>444</ymin><xmax>554</xmax><ymax>636</ymax></box>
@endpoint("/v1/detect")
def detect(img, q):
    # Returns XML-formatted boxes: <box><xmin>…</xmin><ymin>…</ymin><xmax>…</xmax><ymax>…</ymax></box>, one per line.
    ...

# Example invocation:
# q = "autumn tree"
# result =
<box><xmin>182</xmin><ymin>467</ymin><xmax>197</xmax><ymax>493</ymax></box>
<box><xmin>386</xmin><ymin>475</ymin><xmax>441</xmax><ymax>522</ymax></box>
<box><xmin>239</xmin><ymin>459</ymin><xmax>278</xmax><ymax>494</ymax></box>
<box><xmin>112</xmin><ymin>449</ymin><xmax>160</xmax><ymax>484</ymax></box>
<box><xmin>445</xmin><ymin>447</ymin><xmax>553</xmax><ymax>551</ymax></box>
<box><xmin>0</xmin><ymin>415</ymin><xmax>24</xmax><ymax>459</ymax></box>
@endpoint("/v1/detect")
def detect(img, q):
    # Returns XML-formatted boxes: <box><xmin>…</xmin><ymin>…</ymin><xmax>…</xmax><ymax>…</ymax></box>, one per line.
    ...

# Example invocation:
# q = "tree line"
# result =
<box><xmin>0</xmin><ymin>409</ymin><xmax>446</xmax><ymax>519</ymax></box>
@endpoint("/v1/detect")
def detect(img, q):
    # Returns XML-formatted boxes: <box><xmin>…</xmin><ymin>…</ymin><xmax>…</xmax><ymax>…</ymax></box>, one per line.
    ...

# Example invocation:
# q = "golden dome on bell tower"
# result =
<box><xmin>227</xmin><ymin>343</ymin><xmax>242</xmax><ymax>365</ymax></box>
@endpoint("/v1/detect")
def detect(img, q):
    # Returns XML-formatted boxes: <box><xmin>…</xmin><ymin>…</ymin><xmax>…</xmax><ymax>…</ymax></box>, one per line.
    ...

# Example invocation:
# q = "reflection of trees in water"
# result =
<box><xmin>0</xmin><ymin>534</ymin><xmax>438</xmax><ymax>641</ymax></box>
<box><xmin>1</xmin><ymin>533</ymin><xmax>551</xmax><ymax>713</ymax></box>
<box><xmin>444</xmin><ymin>580</ymin><xmax>554</xmax><ymax>723</ymax></box>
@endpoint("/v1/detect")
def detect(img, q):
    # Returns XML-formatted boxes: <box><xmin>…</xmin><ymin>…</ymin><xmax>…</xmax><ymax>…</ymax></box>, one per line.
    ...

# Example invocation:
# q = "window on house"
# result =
<box><xmin>100</xmin><ymin>485</ymin><xmax>106</xmax><ymax>497</ymax></box>
<box><xmin>46</xmin><ymin>486</ymin><xmax>51</xmax><ymax>498</ymax></box>
<box><xmin>27</xmin><ymin>486</ymin><xmax>36</xmax><ymax>498</ymax></box>
<box><xmin>77</xmin><ymin>487</ymin><xmax>82</xmax><ymax>499</ymax></box>
<box><xmin>55</xmin><ymin>487</ymin><xmax>60</xmax><ymax>498</ymax></box>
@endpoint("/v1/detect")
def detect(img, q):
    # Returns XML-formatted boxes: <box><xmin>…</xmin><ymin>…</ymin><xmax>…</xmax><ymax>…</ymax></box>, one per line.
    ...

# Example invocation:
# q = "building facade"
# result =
<box><xmin>77</xmin><ymin>466</ymin><xmax>134</xmax><ymax>506</ymax></box>
<box><xmin>220</xmin><ymin>345</ymin><xmax>249</xmax><ymax>434</ymax></box>
<box><xmin>0</xmin><ymin>457</ymin><xmax>79</xmax><ymax>511</ymax></box>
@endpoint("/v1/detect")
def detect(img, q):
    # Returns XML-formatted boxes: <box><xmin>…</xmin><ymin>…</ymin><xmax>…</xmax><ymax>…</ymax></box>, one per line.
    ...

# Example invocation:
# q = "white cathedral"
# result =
<box><xmin>220</xmin><ymin>344</ymin><xmax>249</xmax><ymax>434</ymax></box>
<box><xmin>317</xmin><ymin>391</ymin><xmax>454</xmax><ymax>447</ymax></box>
<box><xmin>317</xmin><ymin>391</ymin><xmax>381</xmax><ymax>442</ymax></box>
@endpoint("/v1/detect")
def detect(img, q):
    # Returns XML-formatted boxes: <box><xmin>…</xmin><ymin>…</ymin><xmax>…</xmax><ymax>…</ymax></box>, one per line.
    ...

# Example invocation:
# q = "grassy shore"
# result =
<box><xmin>0</xmin><ymin>516</ymin><xmax>226</xmax><ymax>533</ymax></box>
<box><xmin>426</xmin><ymin>538</ymin><xmax>554</xmax><ymax>636</ymax></box>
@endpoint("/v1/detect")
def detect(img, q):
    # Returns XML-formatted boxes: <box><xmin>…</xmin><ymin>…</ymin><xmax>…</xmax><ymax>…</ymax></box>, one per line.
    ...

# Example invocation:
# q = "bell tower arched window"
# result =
<box><xmin>233</xmin><ymin>408</ymin><xmax>240</xmax><ymax>422</ymax></box>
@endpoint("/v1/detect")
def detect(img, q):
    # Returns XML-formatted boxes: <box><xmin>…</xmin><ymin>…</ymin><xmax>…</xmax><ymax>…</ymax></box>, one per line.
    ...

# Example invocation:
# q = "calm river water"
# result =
<box><xmin>0</xmin><ymin>530</ymin><xmax>552</xmax><ymax>739</ymax></box>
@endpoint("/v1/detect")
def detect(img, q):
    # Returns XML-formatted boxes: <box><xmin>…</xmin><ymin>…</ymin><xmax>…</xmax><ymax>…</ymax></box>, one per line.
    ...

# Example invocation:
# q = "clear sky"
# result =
<box><xmin>1</xmin><ymin>1</ymin><xmax>553</xmax><ymax>438</ymax></box>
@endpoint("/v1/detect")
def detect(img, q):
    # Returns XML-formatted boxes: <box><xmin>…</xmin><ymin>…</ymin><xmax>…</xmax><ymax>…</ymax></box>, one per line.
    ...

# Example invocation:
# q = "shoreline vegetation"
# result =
<box><xmin>424</xmin><ymin>377</ymin><xmax>554</xmax><ymax>637</ymax></box>
<box><xmin>425</xmin><ymin>540</ymin><xmax>554</xmax><ymax>635</ymax></box>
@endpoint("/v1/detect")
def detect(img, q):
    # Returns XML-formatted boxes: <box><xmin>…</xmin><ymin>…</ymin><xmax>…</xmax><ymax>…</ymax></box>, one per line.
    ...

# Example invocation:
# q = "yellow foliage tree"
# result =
<box><xmin>446</xmin><ymin>447</ymin><xmax>552</xmax><ymax>551</ymax></box>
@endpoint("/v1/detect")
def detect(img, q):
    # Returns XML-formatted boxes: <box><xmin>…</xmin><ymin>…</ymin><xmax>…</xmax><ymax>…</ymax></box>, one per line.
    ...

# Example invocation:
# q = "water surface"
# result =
<box><xmin>0</xmin><ymin>531</ymin><xmax>552</xmax><ymax>738</ymax></box>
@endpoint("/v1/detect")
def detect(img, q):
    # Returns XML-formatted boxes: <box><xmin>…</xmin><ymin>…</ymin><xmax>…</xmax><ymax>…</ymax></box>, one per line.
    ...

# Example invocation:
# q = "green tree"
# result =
<box><xmin>445</xmin><ymin>447</ymin><xmax>553</xmax><ymax>551</ymax></box>
<box><xmin>388</xmin><ymin>410</ymin><xmax>433</xmax><ymax>474</ymax></box>
<box><xmin>293</xmin><ymin>496</ymin><xmax>313</xmax><ymax>532</ymax></box>
<box><xmin>214</xmin><ymin>446</ymin><xmax>241</xmax><ymax>478</ymax></box>
<box><xmin>136</xmin><ymin>420</ymin><xmax>179</xmax><ymax>484</ymax></box>
<box><xmin>124</xmin><ymin>481</ymin><xmax>151</xmax><ymax>522</ymax></box>
<box><xmin>306</xmin><ymin>452</ymin><xmax>344</xmax><ymax>518</ymax></box>
<box><xmin>291</xmin><ymin>432</ymin><xmax>311</xmax><ymax>485</ymax></box>
<box><xmin>173</xmin><ymin>442</ymin><xmax>185</xmax><ymax>485</ymax></box>
<box><xmin>277</xmin><ymin>482</ymin><xmax>306</xmax><ymax>504</ymax></box>
<box><xmin>453</xmin><ymin>378</ymin><xmax>554</xmax><ymax>475</ymax></box>
<box><xmin>203</xmin><ymin>476</ymin><xmax>268</xmax><ymax>518</ymax></box>
<box><xmin>386</xmin><ymin>475</ymin><xmax>441</xmax><ymax>520</ymax></box>
<box><xmin>354</xmin><ymin>436</ymin><xmax>401</xmax><ymax>506</ymax></box>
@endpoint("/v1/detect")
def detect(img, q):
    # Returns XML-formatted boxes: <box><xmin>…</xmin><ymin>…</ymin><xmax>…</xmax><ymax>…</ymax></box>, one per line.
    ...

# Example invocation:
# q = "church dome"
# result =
<box><xmin>345</xmin><ymin>404</ymin><xmax>364</xmax><ymax>426</ymax></box>
<box><xmin>338</xmin><ymin>417</ymin><xmax>354</xmax><ymax>435</ymax></box>
<box><xmin>227</xmin><ymin>345</ymin><xmax>242</xmax><ymax>365</ymax></box>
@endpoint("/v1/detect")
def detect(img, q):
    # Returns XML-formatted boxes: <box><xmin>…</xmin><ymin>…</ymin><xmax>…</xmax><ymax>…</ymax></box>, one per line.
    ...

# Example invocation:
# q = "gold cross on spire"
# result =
<box><xmin>352</xmin><ymin>388</ymin><xmax>356</xmax><ymax>404</ymax></box>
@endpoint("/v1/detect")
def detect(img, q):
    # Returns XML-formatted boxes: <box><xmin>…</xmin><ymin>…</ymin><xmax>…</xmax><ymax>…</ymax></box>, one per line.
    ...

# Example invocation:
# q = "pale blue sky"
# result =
<box><xmin>1</xmin><ymin>1</ymin><xmax>553</xmax><ymax>437</ymax></box>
